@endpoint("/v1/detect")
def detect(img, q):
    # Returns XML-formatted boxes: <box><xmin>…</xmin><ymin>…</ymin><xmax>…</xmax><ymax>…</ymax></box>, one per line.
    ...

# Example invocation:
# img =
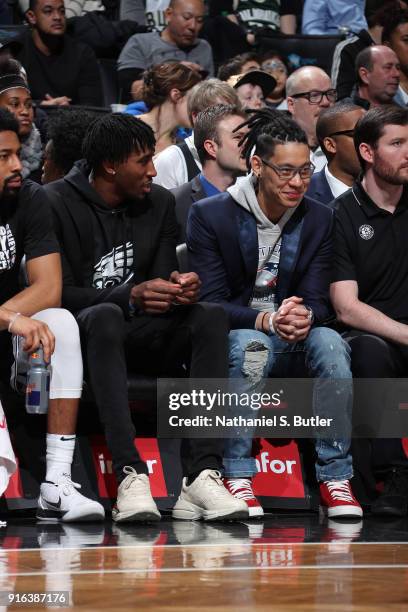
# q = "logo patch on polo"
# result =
<box><xmin>359</xmin><ymin>224</ymin><xmax>374</xmax><ymax>240</ymax></box>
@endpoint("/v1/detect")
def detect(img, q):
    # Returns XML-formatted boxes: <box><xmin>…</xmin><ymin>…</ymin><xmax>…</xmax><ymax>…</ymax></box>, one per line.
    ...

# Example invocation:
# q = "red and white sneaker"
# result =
<box><xmin>223</xmin><ymin>478</ymin><xmax>264</xmax><ymax>518</ymax></box>
<box><xmin>319</xmin><ymin>480</ymin><xmax>363</xmax><ymax>519</ymax></box>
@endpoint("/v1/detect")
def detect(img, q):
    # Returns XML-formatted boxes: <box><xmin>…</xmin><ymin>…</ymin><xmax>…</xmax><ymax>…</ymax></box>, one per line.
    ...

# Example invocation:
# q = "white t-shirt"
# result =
<box><xmin>153</xmin><ymin>134</ymin><xmax>202</xmax><ymax>189</ymax></box>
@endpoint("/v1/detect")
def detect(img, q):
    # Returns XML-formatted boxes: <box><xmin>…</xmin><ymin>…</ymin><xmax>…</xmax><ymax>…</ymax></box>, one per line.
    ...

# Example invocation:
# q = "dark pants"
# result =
<box><xmin>76</xmin><ymin>302</ymin><xmax>228</xmax><ymax>482</ymax></box>
<box><xmin>345</xmin><ymin>330</ymin><xmax>408</xmax><ymax>500</ymax></box>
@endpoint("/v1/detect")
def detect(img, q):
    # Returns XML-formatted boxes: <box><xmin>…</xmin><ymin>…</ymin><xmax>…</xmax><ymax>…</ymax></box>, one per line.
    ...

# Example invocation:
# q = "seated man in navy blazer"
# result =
<box><xmin>307</xmin><ymin>101</ymin><xmax>365</xmax><ymax>206</ymax></box>
<box><xmin>187</xmin><ymin>109</ymin><xmax>362</xmax><ymax>520</ymax></box>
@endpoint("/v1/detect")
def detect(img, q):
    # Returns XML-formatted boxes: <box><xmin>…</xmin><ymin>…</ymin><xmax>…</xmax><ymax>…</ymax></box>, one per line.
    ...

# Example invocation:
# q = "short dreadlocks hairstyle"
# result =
<box><xmin>236</xmin><ymin>108</ymin><xmax>308</xmax><ymax>169</ymax></box>
<box><xmin>82</xmin><ymin>113</ymin><xmax>156</xmax><ymax>172</ymax></box>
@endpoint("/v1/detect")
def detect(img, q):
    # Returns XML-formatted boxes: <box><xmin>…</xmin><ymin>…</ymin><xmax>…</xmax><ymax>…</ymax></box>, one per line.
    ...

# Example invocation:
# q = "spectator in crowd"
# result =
<box><xmin>117</xmin><ymin>0</ymin><xmax>213</xmax><ymax>104</ymax></box>
<box><xmin>0</xmin><ymin>108</ymin><xmax>104</xmax><ymax>522</ymax></box>
<box><xmin>172</xmin><ymin>104</ymin><xmax>247</xmax><ymax>242</ymax></box>
<box><xmin>20</xmin><ymin>0</ymin><xmax>105</xmax><ymax>18</ymax></box>
<box><xmin>137</xmin><ymin>62</ymin><xmax>201</xmax><ymax>154</ymax></box>
<box><xmin>120</xmin><ymin>0</ymin><xmax>168</xmax><ymax>29</ymax></box>
<box><xmin>227</xmin><ymin>70</ymin><xmax>276</xmax><ymax>111</ymax></box>
<box><xmin>261</xmin><ymin>51</ymin><xmax>289</xmax><ymax>109</ymax></box>
<box><xmin>302</xmin><ymin>0</ymin><xmax>367</xmax><ymax>35</ymax></box>
<box><xmin>307</xmin><ymin>102</ymin><xmax>365</xmax><ymax>205</ymax></box>
<box><xmin>217</xmin><ymin>52</ymin><xmax>261</xmax><ymax>81</ymax></box>
<box><xmin>331</xmin><ymin>1</ymin><xmax>395</xmax><ymax>101</ymax></box>
<box><xmin>352</xmin><ymin>45</ymin><xmax>400</xmax><ymax>108</ymax></box>
<box><xmin>0</xmin><ymin>59</ymin><xmax>43</xmax><ymax>182</ymax></box>
<box><xmin>187</xmin><ymin>109</ymin><xmax>361</xmax><ymax>520</ymax></box>
<box><xmin>226</xmin><ymin>0</ymin><xmax>301</xmax><ymax>36</ymax></box>
<box><xmin>44</xmin><ymin>113</ymin><xmax>248</xmax><ymax>523</ymax></box>
<box><xmin>286</xmin><ymin>66</ymin><xmax>336</xmax><ymax>172</ymax></box>
<box><xmin>331</xmin><ymin>105</ymin><xmax>408</xmax><ymax>516</ymax></box>
<box><xmin>153</xmin><ymin>78</ymin><xmax>239</xmax><ymax>189</ymax></box>
<box><xmin>16</xmin><ymin>0</ymin><xmax>103</xmax><ymax>107</ymax></box>
<box><xmin>41</xmin><ymin>108</ymin><xmax>97</xmax><ymax>184</ymax></box>
<box><xmin>383</xmin><ymin>9</ymin><xmax>408</xmax><ymax>106</ymax></box>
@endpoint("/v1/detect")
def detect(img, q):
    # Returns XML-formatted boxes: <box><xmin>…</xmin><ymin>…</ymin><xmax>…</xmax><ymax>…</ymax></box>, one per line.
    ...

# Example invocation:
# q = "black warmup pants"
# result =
<box><xmin>76</xmin><ymin>302</ymin><xmax>229</xmax><ymax>482</ymax></box>
<box><xmin>345</xmin><ymin>330</ymin><xmax>408</xmax><ymax>500</ymax></box>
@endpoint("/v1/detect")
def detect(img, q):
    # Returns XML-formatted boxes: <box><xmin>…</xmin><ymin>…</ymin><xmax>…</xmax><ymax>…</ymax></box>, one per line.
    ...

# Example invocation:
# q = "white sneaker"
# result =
<box><xmin>37</xmin><ymin>474</ymin><xmax>105</xmax><ymax>522</ymax></box>
<box><xmin>172</xmin><ymin>469</ymin><xmax>249</xmax><ymax>521</ymax></box>
<box><xmin>112</xmin><ymin>466</ymin><xmax>161</xmax><ymax>523</ymax></box>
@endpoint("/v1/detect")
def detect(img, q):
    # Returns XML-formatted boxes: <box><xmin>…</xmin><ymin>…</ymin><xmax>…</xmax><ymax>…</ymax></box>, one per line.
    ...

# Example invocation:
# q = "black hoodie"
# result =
<box><xmin>43</xmin><ymin>161</ymin><xmax>178</xmax><ymax>317</ymax></box>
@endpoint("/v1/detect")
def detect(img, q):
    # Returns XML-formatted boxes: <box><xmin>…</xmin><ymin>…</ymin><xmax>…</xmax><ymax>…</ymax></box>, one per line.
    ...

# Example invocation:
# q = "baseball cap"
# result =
<box><xmin>227</xmin><ymin>70</ymin><xmax>277</xmax><ymax>98</ymax></box>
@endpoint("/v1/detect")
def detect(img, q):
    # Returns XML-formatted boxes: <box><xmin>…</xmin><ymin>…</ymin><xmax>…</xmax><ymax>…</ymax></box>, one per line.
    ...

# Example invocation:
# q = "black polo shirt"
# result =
<box><xmin>332</xmin><ymin>180</ymin><xmax>408</xmax><ymax>322</ymax></box>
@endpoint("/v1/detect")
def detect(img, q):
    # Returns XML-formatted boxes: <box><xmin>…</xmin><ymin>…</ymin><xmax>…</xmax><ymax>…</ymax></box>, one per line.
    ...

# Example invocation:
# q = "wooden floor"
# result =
<box><xmin>0</xmin><ymin>515</ymin><xmax>408</xmax><ymax>610</ymax></box>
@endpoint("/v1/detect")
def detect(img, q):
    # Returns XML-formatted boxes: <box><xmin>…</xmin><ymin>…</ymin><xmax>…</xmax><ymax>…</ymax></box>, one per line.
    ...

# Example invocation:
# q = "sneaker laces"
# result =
<box><xmin>226</xmin><ymin>478</ymin><xmax>255</xmax><ymax>501</ymax></box>
<box><xmin>57</xmin><ymin>473</ymin><xmax>81</xmax><ymax>496</ymax></box>
<box><xmin>122</xmin><ymin>466</ymin><xmax>149</xmax><ymax>493</ymax></box>
<box><xmin>326</xmin><ymin>480</ymin><xmax>355</xmax><ymax>503</ymax></box>
<box><xmin>200</xmin><ymin>470</ymin><xmax>231</xmax><ymax>500</ymax></box>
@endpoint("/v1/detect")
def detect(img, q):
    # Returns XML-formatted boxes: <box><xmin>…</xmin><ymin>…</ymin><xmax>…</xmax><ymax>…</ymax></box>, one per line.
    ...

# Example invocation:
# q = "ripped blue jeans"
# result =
<box><xmin>224</xmin><ymin>327</ymin><xmax>353</xmax><ymax>483</ymax></box>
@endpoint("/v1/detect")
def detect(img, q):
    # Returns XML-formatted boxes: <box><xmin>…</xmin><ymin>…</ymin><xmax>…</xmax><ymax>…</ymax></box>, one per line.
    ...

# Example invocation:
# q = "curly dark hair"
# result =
<box><xmin>235</xmin><ymin>108</ymin><xmax>308</xmax><ymax>169</ymax></box>
<box><xmin>46</xmin><ymin>109</ymin><xmax>98</xmax><ymax>175</ymax></box>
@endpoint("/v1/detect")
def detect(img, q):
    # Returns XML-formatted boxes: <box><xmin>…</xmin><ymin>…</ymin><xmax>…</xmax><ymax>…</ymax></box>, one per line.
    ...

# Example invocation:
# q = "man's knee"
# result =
<box><xmin>229</xmin><ymin>329</ymin><xmax>271</xmax><ymax>385</ymax></box>
<box><xmin>347</xmin><ymin>333</ymin><xmax>395</xmax><ymax>377</ymax></box>
<box><xmin>77</xmin><ymin>303</ymin><xmax>125</xmax><ymax>340</ymax></box>
<box><xmin>34</xmin><ymin>308</ymin><xmax>81</xmax><ymax>355</ymax></box>
<box><xmin>188</xmin><ymin>302</ymin><xmax>229</xmax><ymax>335</ymax></box>
<box><xmin>307</xmin><ymin>327</ymin><xmax>351</xmax><ymax>376</ymax></box>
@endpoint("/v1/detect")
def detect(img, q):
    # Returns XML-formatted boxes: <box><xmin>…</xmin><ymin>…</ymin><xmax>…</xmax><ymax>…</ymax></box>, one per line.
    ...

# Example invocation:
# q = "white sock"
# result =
<box><xmin>46</xmin><ymin>433</ymin><xmax>76</xmax><ymax>483</ymax></box>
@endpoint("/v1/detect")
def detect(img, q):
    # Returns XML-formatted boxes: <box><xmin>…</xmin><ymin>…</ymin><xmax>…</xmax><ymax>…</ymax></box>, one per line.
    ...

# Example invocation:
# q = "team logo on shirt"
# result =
<box><xmin>359</xmin><ymin>224</ymin><xmax>374</xmax><ymax>240</ymax></box>
<box><xmin>0</xmin><ymin>223</ymin><xmax>16</xmax><ymax>271</ymax></box>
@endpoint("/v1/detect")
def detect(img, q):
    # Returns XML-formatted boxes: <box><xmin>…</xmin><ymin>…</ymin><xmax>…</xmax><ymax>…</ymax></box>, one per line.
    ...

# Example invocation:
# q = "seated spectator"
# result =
<box><xmin>286</xmin><ymin>66</ymin><xmax>336</xmax><ymax>172</ymax></box>
<box><xmin>138</xmin><ymin>62</ymin><xmax>201</xmax><ymax>154</ymax></box>
<box><xmin>217</xmin><ymin>52</ymin><xmax>261</xmax><ymax>81</ymax></box>
<box><xmin>16</xmin><ymin>0</ymin><xmax>103</xmax><ymax>107</ymax></box>
<box><xmin>307</xmin><ymin>101</ymin><xmax>365</xmax><ymax>205</ymax></box>
<box><xmin>0</xmin><ymin>108</ymin><xmax>104</xmax><ymax>522</ymax></box>
<box><xmin>352</xmin><ymin>45</ymin><xmax>400</xmax><ymax>108</ymax></box>
<box><xmin>225</xmin><ymin>0</ymin><xmax>301</xmax><ymax>36</ymax></box>
<box><xmin>0</xmin><ymin>58</ymin><xmax>43</xmax><ymax>182</ymax></box>
<box><xmin>42</xmin><ymin>108</ymin><xmax>97</xmax><ymax>183</ymax></box>
<box><xmin>331</xmin><ymin>1</ymin><xmax>394</xmax><ymax>100</ymax></box>
<box><xmin>187</xmin><ymin>109</ymin><xmax>361</xmax><ymax>520</ymax></box>
<box><xmin>302</xmin><ymin>0</ymin><xmax>367</xmax><ymax>35</ymax></box>
<box><xmin>120</xmin><ymin>0</ymin><xmax>168</xmax><ymax>29</ymax></box>
<box><xmin>44</xmin><ymin>112</ymin><xmax>248</xmax><ymax>523</ymax></box>
<box><xmin>383</xmin><ymin>8</ymin><xmax>408</xmax><ymax>105</ymax></box>
<box><xmin>227</xmin><ymin>70</ymin><xmax>276</xmax><ymax>111</ymax></box>
<box><xmin>331</xmin><ymin>105</ymin><xmax>408</xmax><ymax>516</ymax></box>
<box><xmin>153</xmin><ymin>78</ymin><xmax>239</xmax><ymax>189</ymax></box>
<box><xmin>261</xmin><ymin>51</ymin><xmax>289</xmax><ymax>109</ymax></box>
<box><xmin>117</xmin><ymin>0</ymin><xmax>213</xmax><ymax>104</ymax></box>
<box><xmin>172</xmin><ymin>103</ymin><xmax>247</xmax><ymax>242</ymax></box>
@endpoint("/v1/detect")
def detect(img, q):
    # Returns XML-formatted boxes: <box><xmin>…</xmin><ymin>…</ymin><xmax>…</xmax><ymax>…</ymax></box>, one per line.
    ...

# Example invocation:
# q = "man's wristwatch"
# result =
<box><xmin>304</xmin><ymin>306</ymin><xmax>315</xmax><ymax>324</ymax></box>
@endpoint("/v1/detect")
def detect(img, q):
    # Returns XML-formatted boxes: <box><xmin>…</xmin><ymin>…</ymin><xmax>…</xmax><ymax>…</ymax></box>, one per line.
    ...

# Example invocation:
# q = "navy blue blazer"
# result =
<box><xmin>306</xmin><ymin>169</ymin><xmax>336</xmax><ymax>207</ymax></box>
<box><xmin>187</xmin><ymin>193</ymin><xmax>334</xmax><ymax>330</ymax></box>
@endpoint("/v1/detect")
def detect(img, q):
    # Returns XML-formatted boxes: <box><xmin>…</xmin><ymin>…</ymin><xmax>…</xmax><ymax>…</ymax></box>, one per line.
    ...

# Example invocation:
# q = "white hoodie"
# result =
<box><xmin>227</xmin><ymin>174</ymin><xmax>296</xmax><ymax>312</ymax></box>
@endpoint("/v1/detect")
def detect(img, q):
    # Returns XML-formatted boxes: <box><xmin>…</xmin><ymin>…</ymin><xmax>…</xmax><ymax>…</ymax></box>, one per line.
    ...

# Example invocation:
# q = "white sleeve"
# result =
<box><xmin>153</xmin><ymin>145</ymin><xmax>188</xmax><ymax>189</ymax></box>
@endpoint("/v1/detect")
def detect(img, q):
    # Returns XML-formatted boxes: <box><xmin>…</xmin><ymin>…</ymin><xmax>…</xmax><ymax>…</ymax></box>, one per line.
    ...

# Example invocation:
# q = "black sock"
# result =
<box><xmin>186</xmin><ymin>471</ymin><xmax>202</xmax><ymax>486</ymax></box>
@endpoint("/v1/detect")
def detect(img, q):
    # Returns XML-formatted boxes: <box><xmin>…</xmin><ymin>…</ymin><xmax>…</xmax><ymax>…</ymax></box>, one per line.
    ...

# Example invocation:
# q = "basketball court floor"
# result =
<box><xmin>0</xmin><ymin>513</ymin><xmax>407</xmax><ymax>610</ymax></box>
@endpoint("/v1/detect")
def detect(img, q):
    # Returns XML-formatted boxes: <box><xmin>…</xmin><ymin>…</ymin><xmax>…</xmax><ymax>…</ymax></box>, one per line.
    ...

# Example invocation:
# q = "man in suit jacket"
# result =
<box><xmin>307</xmin><ymin>101</ymin><xmax>366</xmax><ymax>205</ymax></box>
<box><xmin>43</xmin><ymin>113</ymin><xmax>248</xmax><ymax>524</ymax></box>
<box><xmin>172</xmin><ymin>104</ymin><xmax>247</xmax><ymax>243</ymax></box>
<box><xmin>187</xmin><ymin>110</ymin><xmax>362</xmax><ymax>520</ymax></box>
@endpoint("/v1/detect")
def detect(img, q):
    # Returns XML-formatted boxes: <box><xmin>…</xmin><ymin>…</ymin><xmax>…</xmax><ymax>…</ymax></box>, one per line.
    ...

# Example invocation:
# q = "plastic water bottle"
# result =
<box><xmin>25</xmin><ymin>347</ymin><xmax>50</xmax><ymax>414</ymax></box>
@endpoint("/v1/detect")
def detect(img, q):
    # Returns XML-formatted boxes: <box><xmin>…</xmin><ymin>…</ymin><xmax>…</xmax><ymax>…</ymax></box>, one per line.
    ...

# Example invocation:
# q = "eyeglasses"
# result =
<box><xmin>261</xmin><ymin>159</ymin><xmax>315</xmax><ymax>181</ymax></box>
<box><xmin>327</xmin><ymin>129</ymin><xmax>355</xmax><ymax>138</ymax></box>
<box><xmin>291</xmin><ymin>89</ymin><xmax>337</xmax><ymax>104</ymax></box>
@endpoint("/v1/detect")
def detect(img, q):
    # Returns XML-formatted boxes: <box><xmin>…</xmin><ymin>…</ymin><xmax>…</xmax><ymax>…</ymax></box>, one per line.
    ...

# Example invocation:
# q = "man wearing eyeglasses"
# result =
<box><xmin>286</xmin><ymin>66</ymin><xmax>336</xmax><ymax>173</ymax></box>
<box><xmin>187</xmin><ymin>110</ymin><xmax>361</xmax><ymax>520</ymax></box>
<box><xmin>307</xmin><ymin>101</ymin><xmax>366</xmax><ymax>206</ymax></box>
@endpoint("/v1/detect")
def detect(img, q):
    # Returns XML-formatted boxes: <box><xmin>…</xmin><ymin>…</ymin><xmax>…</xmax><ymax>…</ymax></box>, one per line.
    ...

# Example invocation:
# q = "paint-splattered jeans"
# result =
<box><xmin>224</xmin><ymin>327</ymin><xmax>353</xmax><ymax>482</ymax></box>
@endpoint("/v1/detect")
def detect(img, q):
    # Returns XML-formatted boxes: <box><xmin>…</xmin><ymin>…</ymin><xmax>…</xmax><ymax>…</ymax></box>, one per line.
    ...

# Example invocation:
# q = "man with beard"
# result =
<box><xmin>44</xmin><ymin>112</ymin><xmax>248</xmax><ymax>523</ymax></box>
<box><xmin>16</xmin><ymin>0</ymin><xmax>102</xmax><ymax>106</ymax></box>
<box><xmin>331</xmin><ymin>105</ymin><xmax>408</xmax><ymax>516</ymax></box>
<box><xmin>0</xmin><ymin>108</ymin><xmax>104</xmax><ymax>521</ymax></box>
